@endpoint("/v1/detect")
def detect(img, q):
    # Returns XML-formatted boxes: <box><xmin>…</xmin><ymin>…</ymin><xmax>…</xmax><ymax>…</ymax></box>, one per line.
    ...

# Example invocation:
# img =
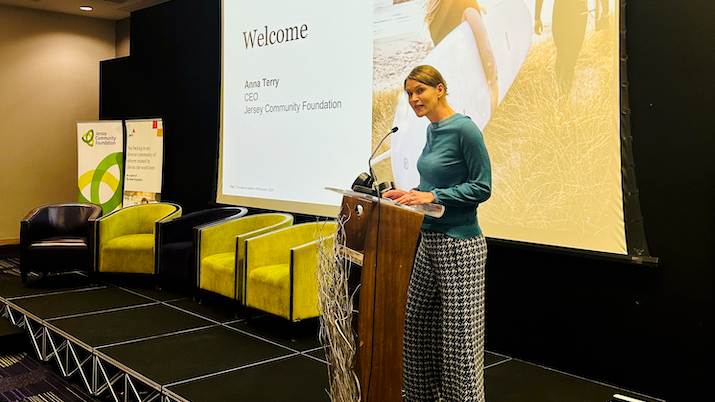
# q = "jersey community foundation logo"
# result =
<box><xmin>77</xmin><ymin>152</ymin><xmax>124</xmax><ymax>214</ymax></box>
<box><xmin>81</xmin><ymin>129</ymin><xmax>94</xmax><ymax>147</ymax></box>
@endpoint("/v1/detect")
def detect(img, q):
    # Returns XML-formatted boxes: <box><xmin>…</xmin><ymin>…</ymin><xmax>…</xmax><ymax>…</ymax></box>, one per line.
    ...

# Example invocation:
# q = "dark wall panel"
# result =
<box><xmin>625</xmin><ymin>1</ymin><xmax>715</xmax><ymax>397</ymax></box>
<box><xmin>100</xmin><ymin>0</ymin><xmax>220</xmax><ymax>213</ymax></box>
<box><xmin>99</xmin><ymin>0</ymin><xmax>715</xmax><ymax>399</ymax></box>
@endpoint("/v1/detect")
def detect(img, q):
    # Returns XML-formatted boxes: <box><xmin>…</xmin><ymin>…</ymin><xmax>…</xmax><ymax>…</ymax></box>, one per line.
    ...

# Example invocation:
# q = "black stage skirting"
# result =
<box><xmin>0</xmin><ymin>273</ymin><xmax>330</xmax><ymax>402</ymax></box>
<box><xmin>0</xmin><ymin>271</ymin><xmax>663</xmax><ymax>402</ymax></box>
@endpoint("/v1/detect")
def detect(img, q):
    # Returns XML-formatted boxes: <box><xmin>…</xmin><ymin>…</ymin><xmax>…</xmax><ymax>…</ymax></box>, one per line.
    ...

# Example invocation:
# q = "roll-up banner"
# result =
<box><xmin>123</xmin><ymin>119</ymin><xmax>164</xmax><ymax>207</ymax></box>
<box><xmin>77</xmin><ymin>121</ymin><xmax>124</xmax><ymax>215</ymax></box>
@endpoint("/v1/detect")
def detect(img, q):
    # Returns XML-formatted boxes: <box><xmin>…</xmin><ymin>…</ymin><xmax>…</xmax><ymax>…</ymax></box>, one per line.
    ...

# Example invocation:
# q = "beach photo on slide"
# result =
<box><xmin>372</xmin><ymin>0</ymin><xmax>621</xmax><ymax>252</ymax></box>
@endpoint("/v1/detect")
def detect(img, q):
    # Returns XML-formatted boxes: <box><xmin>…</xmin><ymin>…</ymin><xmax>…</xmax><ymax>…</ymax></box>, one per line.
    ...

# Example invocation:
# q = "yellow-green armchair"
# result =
<box><xmin>197</xmin><ymin>213</ymin><xmax>293</xmax><ymax>301</ymax></box>
<box><xmin>244</xmin><ymin>221</ymin><xmax>337</xmax><ymax>321</ymax></box>
<box><xmin>96</xmin><ymin>203</ymin><xmax>182</xmax><ymax>274</ymax></box>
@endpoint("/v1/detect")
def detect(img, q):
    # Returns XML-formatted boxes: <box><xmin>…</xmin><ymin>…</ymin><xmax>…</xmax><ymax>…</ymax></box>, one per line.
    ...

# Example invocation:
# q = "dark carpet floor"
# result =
<box><xmin>0</xmin><ymin>352</ymin><xmax>97</xmax><ymax>402</ymax></box>
<box><xmin>2</xmin><ymin>258</ymin><xmax>98</xmax><ymax>402</ymax></box>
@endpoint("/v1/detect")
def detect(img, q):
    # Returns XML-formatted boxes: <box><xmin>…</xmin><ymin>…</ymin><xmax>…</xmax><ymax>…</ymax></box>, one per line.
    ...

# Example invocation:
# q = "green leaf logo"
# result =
<box><xmin>77</xmin><ymin>152</ymin><xmax>124</xmax><ymax>214</ymax></box>
<box><xmin>81</xmin><ymin>129</ymin><xmax>94</xmax><ymax>147</ymax></box>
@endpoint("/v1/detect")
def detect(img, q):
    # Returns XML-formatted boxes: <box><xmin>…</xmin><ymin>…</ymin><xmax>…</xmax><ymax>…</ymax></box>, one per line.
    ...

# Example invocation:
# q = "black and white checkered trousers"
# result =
<box><xmin>403</xmin><ymin>230</ymin><xmax>487</xmax><ymax>402</ymax></box>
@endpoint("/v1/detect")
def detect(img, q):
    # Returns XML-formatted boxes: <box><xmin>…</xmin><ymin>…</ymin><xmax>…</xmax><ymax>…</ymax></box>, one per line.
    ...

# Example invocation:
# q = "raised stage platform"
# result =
<box><xmin>0</xmin><ymin>264</ymin><xmax>664</xmax><ymax>402</ymax></box>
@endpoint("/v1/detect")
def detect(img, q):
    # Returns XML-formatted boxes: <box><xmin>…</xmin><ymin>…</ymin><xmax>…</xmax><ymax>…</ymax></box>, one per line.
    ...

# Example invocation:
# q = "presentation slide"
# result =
<box><xmin>219</xmin><ymin>0</ymin><xmax>625</xmax><ymax>255</ymax></box>
<box><xmin>219</xmin><ymin>0</ymin><xmax>373</xmax><ymax>216</ymax></box>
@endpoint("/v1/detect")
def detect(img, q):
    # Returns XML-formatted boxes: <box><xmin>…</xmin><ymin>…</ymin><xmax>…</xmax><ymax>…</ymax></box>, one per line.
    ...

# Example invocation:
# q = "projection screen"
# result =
<box><xmin>218</xmin><ymin>0</ymin><xmax>631</xmax><ymax>256</ymax></box>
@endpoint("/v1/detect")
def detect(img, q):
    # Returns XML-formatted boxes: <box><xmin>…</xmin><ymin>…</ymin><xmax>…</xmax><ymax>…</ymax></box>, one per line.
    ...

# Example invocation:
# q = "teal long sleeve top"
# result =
<box><xmin>416</xmin><ymin>113</ymin><xmax>492</xmax><ymax>239</ymax></box>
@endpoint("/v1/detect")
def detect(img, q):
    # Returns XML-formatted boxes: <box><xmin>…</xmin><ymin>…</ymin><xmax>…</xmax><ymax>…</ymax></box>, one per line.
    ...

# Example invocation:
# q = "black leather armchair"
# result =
<box><xmin>156</xmin><ymin>206</ymin><xmax>248</xmax><ymax>291</ymax></box>
<box><xmin>20</xmin><ymin>203</ymin><xmax>103</xmax><ymax>283</ymax></box>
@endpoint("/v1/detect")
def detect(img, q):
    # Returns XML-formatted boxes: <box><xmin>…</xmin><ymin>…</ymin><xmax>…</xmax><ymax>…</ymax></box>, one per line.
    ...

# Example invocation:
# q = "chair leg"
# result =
<box><xmin>21</xmin><ymin>270</ymin><xmax>27</xmax><ymax>284</ymax></box>
<box><xmin>87</xmin><ymin>270</ymin><xmax>98</xmax><ymax>286</ymax></box>
<box><xmin>289</xmin><ymin>320</ymin><xmax>300</xmax><ymax>343</ymax></box>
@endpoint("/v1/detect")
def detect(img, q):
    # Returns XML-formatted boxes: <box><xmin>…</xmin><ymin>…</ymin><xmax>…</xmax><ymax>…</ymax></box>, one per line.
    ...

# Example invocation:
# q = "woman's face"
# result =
<box><xmin>405</xmin><ymin>78</ymin><xmax>444</xmax><ymax>121</ymax></box>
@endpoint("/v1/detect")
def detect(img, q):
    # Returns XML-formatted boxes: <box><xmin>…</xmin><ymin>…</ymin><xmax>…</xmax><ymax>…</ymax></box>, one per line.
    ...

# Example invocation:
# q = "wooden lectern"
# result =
<box><xmin>332</xmin><ymin>189</ymin><xmax>439</xmax><ymax>402</ymax></box>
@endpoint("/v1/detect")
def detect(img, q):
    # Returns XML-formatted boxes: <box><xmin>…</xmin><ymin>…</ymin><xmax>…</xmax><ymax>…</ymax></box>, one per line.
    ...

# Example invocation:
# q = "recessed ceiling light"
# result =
<box><xmin>80</xmin><ymin>6</ymin><xmax>93</xmax><ymax>11</ymax></box>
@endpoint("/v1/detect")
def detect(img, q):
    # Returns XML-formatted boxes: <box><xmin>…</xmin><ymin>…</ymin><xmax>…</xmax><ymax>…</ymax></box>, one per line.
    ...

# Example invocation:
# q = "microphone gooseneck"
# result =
<box><xmin>368</xmin><ymin>126</ymin><xmax>398</xmax><ymax>165</ymax></box>
<box><xmin>352</xmin><ymin>127</ymin><xmax>398</xmax><ymax>196</ymax></box>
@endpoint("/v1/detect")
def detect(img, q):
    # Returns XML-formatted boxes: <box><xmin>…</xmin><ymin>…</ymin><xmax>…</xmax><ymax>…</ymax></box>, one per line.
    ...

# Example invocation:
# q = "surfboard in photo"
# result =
<box><xmin>390</xmin><ymin>0</ymin><xmax>533</xmax><ymax>190</ymax></box>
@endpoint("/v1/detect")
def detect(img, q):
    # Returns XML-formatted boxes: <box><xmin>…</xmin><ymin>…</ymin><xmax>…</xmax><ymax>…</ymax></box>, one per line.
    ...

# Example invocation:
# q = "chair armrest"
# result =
<box><xmin>21</xmin><ymin>206</ymin><xmax>45</xmax><ymax>222</ymax></box>
<box><xmin>157</xmin><ymin>217</ymin><xmax>196</xmax><ymax>245</ymax></box>
<box><xmin>20</xmin><ymin>208</ymin><xmax>47</xmax><ymax>265</ymax></box>
<box><xmin>198</xmin><ymin>218</ymin><xmax>249</xmax><ymax>259</ymax></box>
<box><xmin>245</xmin><ymin>230</ymin><xmax>294</xmax><ymax>276</ymax></box>
<box><xmin>234</xmin><ymin>219</ymin><xmax>293</xmax><ymax>267</ymax></box>
<box><xmin>291</xmin><ymin>235</ymin><xmax>334</xmax><ymax>320</ymax></box>
<box><xmin>20</xmin><ymin>207</ymin><xmax>49</xmax><ymax>246</ymax></box>
<box><xmin>198</xmin><ymin>213</ymin><xmax>293</xmax><ymax>262</ymax></box>
<box><xmin>291</xmin><ymin>236</ymin><xmax>334</xmax><ymax>293</ymax></box>
<box><xmin>159</xmin><ymin>207</ymin><xmax>247</xmax><ymax>245</ymax></box>
<box><xmin>99</xmin><ymin>203</ymin><xmax>180</xmax><ymax>242</ymax></box>
<box><xmin>85</xmin><ymin>206</ymin><xmax>103</xmax><ymax>221</ymax></box>
<box><xmin>97</xmin><ymin>207</ymin><xmax>134</xmax><ymax>243</ymax></box>
<box><xmin>21</xmin><ymin>203</ymin><xmax>102</xmax><ymax>244</ymax></box>
<box><xmin>156</xmin><ymin>206</ymin><xmax>182</xmax><ymax>235</ymax></box>
<box><xmin>245</xmin><ymin>221</ymin><xmax>336</xmax><ymax>276</ymax></box>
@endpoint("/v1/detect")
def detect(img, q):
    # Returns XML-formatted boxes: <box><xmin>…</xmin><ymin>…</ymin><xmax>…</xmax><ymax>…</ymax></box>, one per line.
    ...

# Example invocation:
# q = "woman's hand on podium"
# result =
<box><xmin>382</xmin><ymin>189</ymin><xmax>406</xmax><ymax>200</ymax></box>
<box><xmin>383</xmin><ymin>189</ymin><xmax>435</xmax><ymax>206</ymax></box>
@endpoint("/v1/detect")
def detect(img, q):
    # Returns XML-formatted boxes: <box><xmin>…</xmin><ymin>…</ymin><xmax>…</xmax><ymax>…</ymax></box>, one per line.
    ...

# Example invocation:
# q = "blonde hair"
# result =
<box><xmin>404</xmin><ymin>65</ymin><xmax>449</xmax><ymax>97</ymax></box>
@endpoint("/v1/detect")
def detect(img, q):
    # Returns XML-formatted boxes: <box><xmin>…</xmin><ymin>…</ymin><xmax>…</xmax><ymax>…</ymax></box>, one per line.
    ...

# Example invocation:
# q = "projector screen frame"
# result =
<box><xmin>215</xmin><ymin>0</ymin><xmax>657</xmax><ymax>265</ymax></box>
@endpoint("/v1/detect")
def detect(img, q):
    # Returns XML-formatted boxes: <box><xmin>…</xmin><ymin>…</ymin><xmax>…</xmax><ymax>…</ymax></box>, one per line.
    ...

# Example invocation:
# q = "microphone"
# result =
<box><xmin>369</xmin><ymin>126</ymin><xmax>398</xmax><ymax>163</ymax></box>
<box><xmin>352</xmin><ymin>127</ymin><xmax>398</xmax><ymax>195</ymax></box>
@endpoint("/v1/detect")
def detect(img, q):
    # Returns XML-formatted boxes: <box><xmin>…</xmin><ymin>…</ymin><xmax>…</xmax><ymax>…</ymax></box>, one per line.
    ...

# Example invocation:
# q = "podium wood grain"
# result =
<box><xmin>339</xmin><ymin>194</ymin><xmax>423</xmax><ymax>402</ymax></box>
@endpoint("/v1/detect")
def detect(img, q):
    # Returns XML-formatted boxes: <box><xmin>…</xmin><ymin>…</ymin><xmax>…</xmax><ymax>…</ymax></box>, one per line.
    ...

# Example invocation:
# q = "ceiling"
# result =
<box><xmin>0</xmin><ymin>0</ymin><xmax>173</xmax><ymax>20</ymax></box>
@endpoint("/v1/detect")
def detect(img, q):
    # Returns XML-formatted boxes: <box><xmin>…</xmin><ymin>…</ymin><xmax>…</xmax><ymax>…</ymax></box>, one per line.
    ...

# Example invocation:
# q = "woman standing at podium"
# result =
<box><xmin>383</xmin><ymin>64</ymin><xmax>492</xmax><ymax>402</ymax></box>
